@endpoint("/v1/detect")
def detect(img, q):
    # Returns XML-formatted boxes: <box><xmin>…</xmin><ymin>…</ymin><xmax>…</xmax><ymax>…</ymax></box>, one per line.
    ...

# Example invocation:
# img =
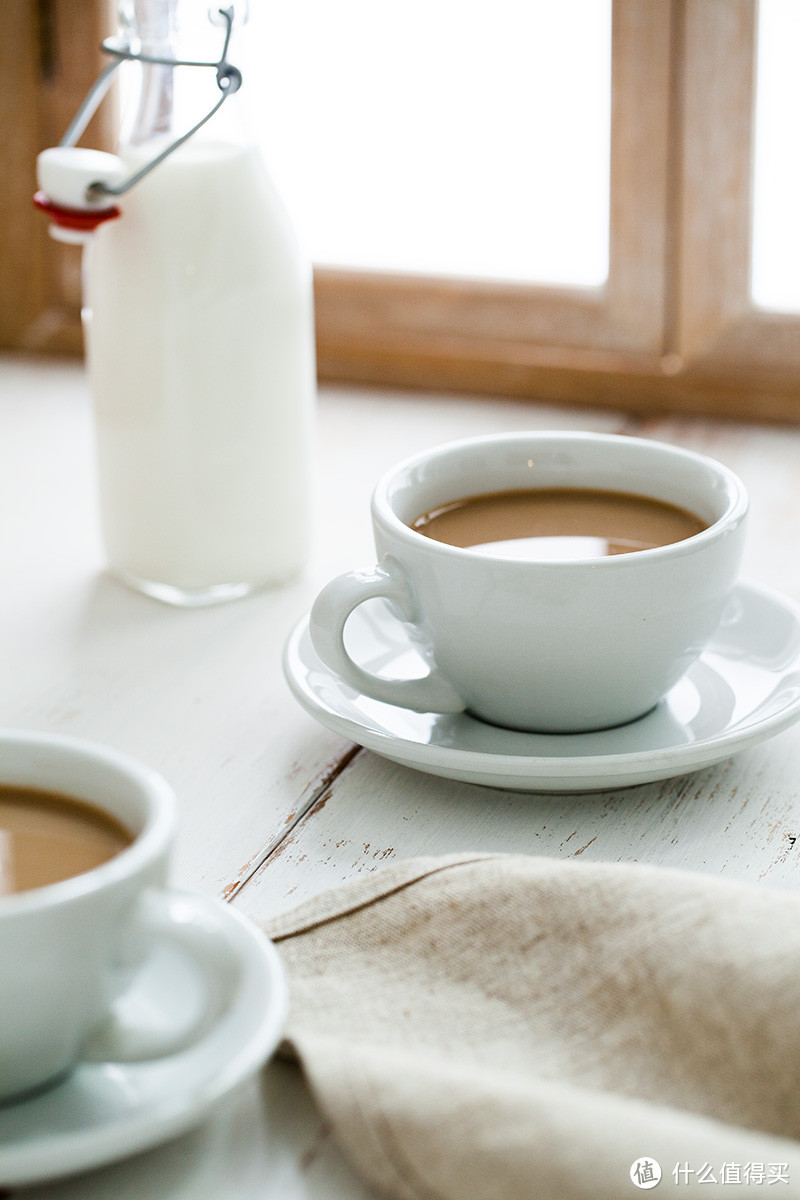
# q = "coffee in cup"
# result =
<box><xmin>309</xmin><ymin>431</ymin><xmax>748</xmax><ymax>733</ymax></box>
<box><xmin>0</xmin><ymin>785</ymin><xmax>133</xmax><ymax>895</ymax></box>
<box><xmin>411</xmin><ymin>486</ymin><xmax>707</xmax><ymax>560</ymax></box>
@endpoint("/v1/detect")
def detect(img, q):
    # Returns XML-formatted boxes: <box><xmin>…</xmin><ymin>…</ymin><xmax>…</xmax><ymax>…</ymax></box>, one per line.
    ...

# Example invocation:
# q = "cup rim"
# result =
<box><xmin>372</xmin><ymin>429</ymin><xmax>749</xmax><ymax>566</ymax></box>
<box><xmin>0</xmin><ymin>730</ymin><xmax>175</xmax><ymax>915</ymax></box>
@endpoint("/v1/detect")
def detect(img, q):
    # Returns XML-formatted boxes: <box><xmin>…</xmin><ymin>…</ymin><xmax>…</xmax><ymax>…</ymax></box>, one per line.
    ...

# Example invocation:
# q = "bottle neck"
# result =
<box><xmin>117</xmin><ymin>2</ymin><xmax>248</xmax><ymax>148</ymax></box>
<box><xmin>125</xmin><ymin>70</ymin><xmax>173</xmax><ymax>145</ymax></box>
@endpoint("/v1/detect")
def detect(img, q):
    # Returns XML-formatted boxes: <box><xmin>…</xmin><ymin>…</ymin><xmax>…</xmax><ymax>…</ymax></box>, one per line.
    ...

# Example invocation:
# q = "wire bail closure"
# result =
<box><xmin>64</xmin><ymin>6</ymin><xmax>242</xmax><ymax>202</ymax></box>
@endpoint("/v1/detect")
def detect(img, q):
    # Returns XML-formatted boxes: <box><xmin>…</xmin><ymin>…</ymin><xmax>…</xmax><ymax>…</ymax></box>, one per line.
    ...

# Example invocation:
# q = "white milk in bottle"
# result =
<box><xmin>81</xmin><ymin>3</ymin><xmax>315</xmax><ymax>605</ymax></box>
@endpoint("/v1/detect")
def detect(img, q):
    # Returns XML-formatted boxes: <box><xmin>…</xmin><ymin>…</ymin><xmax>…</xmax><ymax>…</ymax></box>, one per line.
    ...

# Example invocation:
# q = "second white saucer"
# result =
<box><xmin>284</xmin><ymin>581</ymin><xmax>800</xmax><ymax>792</ymax></box>
<box><xmin>0</xmin><ymin>896</ymin><xmax>288</xmax><ymax>1187</ymax></box>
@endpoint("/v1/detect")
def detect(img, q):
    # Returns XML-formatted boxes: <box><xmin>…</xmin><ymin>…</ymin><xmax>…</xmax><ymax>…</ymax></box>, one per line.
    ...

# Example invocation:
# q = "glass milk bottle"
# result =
<box><xmin>81</xmin><ymin>1</ymin><xmax>315</xmax><ymax>605</ymax></box>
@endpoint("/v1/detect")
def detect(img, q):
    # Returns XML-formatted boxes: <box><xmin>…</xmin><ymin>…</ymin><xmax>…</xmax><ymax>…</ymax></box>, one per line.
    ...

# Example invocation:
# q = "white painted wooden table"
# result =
<box><xmin>2</xmin><ymin>355</ymin><xmax>800</xmax><ymax>1197</ymax></box>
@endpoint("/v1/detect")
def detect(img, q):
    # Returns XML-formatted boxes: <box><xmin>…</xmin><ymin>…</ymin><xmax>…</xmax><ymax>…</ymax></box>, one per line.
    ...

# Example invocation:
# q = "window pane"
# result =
<box><xmin>751</xmin><ymin>0</ymin><xmax>800</xmax><ymax>312</ymax></box>
<box><xmin>247</xmin><ymin>0</ymin><xmax>611</xmax><ymax>286</ymax></box>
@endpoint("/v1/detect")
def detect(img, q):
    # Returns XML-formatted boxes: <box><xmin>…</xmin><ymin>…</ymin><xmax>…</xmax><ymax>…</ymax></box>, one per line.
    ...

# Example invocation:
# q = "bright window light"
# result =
<box><xmin>246</xmin><ymin>0</ymin><xmax>611</xmax><ymax>286</ymax></box>
<box><xmin>751</xmin><ymin>0</ymin><xmax>800</xmax><ymax>312</ymax></box>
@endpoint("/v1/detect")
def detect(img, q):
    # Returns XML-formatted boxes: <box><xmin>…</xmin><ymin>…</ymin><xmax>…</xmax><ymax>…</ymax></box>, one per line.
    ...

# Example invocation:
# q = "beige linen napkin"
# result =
<box><xmin>262</xmin><ymin>853</ymin><xmax>800</xmax><ymax>1199</ymax></box>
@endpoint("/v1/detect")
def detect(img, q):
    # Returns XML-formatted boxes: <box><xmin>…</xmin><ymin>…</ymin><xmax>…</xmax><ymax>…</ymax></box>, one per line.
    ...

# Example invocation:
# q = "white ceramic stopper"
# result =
<box><xmin>37</xmin><ymin>147</ymin><xmax>126</xmax><ymax>211</ymax></box>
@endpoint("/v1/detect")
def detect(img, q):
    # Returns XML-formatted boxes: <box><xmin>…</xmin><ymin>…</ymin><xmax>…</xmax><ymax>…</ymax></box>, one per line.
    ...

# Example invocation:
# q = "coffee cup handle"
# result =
<box><xmin>81</xmin><ymin>889</ymin><xmax>242</xmax><ymax>1063</ymax></box>
<box><xmin>309</xmin><ymin>561</ymin><xmax>466</xmax><ymax>713</ymax></box>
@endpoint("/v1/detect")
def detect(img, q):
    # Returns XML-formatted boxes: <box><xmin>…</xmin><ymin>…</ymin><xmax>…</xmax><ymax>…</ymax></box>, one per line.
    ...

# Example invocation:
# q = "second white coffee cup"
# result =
<box><xmin>0</xmin><ymin>730</ymin><xmax>286</xmax><ymax>1104</ymax></box>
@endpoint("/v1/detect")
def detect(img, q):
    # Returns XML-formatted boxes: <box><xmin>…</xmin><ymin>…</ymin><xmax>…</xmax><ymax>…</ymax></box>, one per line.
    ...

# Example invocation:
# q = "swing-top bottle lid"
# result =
<box><xmin>34</xmin><ymin>147</ymin><xmax>125</xmax><ymax>243</ymax></box>
<box><xmin>33</xmin><ymin>8</ymin><xmax>243</xmax><ymax>243</ymax></box>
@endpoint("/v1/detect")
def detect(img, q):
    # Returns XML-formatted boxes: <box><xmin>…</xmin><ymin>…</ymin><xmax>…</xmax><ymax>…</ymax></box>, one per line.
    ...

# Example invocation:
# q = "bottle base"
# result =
<box><xmin>111</xmin><ymin>567</ymin><xmax>268</xmax><ymax>608</ymax></box>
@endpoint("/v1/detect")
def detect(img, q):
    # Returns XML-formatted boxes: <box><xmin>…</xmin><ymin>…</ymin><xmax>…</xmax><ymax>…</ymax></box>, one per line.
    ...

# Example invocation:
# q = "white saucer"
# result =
<box><xmin>0</xmin><ymin>896</ymin><xmax>288</xmax><ymax>1187</ymax></box>
<box><xmin>284</xmin><ymin>581</ymin><xmax>800</xmax><ymax>792</ymax></box>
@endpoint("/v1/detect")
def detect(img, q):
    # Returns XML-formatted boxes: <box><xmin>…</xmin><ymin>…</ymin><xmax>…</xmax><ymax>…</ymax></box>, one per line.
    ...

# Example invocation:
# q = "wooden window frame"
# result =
<box><xmin>4</xmin><ymin>0</ymin><xmax>800</xmax><ymax>422</ymax></box>
<box><xmin>1</xmin><ymin>0</ymin><xmax>114</xmax><ymax>356</ymax></box>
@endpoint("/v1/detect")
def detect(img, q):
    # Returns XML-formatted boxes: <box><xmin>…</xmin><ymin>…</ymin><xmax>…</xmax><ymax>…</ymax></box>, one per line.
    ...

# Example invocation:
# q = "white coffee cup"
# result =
<box><xmin>0</xmin><ymin>730</ymin><xmax>265</xmax><ymax>1103</ymax></box>
<box><xmin>310</xmin><ymin>431</ymin><xmax>748</xmax><ymax>733</ymax></box>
